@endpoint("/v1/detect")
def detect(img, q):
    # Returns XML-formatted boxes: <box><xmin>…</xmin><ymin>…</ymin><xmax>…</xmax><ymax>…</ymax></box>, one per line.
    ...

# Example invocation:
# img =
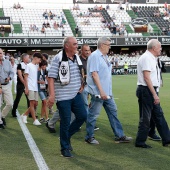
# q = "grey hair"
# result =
<box><xmin>97</xmin><ymin>37</ymin><xmax>111</xmax><ymax>48</ymax></box>
<box><xmin>63</xmin><ymin>36</ymin><xmax>75</xmax><ymax>47</ymax></box>
<box><xmin>21</xmin><ymin>53</ymin><xmax>29</xmax><ymax>61</ymax></box>
<box><xmin>147</xmin><ymin>39</ymin><xmax>160</xmax><ymax>50</ymax></box>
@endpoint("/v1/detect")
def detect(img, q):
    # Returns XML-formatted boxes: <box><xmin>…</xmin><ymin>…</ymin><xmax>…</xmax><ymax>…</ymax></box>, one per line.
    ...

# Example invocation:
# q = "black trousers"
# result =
<box><xmin>135</xmin><ymin>85</ymin><xmax>170</xmax><ymax>146</ymax></box>
<box><xmin>12</xmin><ymin>83</ymin><xmax>30</xmax><ymax>116</ymax></box>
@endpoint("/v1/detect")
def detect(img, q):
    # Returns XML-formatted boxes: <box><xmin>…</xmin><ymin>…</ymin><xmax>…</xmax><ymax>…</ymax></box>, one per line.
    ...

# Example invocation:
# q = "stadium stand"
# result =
<box><xmin>3</xmin><ymin>8</ymin><xmax>73</xmax><ymax>37</ymax></box>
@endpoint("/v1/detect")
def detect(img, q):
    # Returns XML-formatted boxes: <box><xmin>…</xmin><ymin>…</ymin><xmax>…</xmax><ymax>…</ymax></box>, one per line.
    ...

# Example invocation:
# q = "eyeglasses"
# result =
<box><xmin>103</xmin><ymin>43</ymin><xmax>111</xmax><ymax>47</ymax></box>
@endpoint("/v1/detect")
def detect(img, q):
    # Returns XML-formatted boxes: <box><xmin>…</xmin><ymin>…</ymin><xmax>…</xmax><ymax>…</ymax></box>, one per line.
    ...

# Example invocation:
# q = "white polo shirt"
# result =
<box><xmin>137</xmin><ymin>50</ymin><xmax>160</xmax><ymax>87</ymax></box>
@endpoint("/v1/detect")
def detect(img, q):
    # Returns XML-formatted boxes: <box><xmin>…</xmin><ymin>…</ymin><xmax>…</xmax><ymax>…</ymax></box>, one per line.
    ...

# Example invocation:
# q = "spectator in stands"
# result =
<box><xmin>114</xmin><ymin>56</ymin><xmax>119</xmax><ymax>68</ymax></box>
<box><xmin>41</xmin><ymin>26</ymin><xmax>45</xmax><ymax>34</ymax></box>
<box><xmin>164</xmin><ymin>2</ymin><xmax>168</xmax><ymax>11</ymax></box>
<box><xmin>76</xmin><ymin>4</ymin><xmax>80</xmax><ymax>10</ymax></box>
<box><xmin>33</xmin><ymin>24</ymin><xmax>38</xmax><ymax>32</ymax></box>
<box><xmin>44</xmin><ymin>12</ymin><xmax>48</xmax><ymax>20</ymax></box>
<box><xmin>43</xmin><ymin>10</ymin><xmax>47</xmax><ymax>17</ymax></box>
<box><xmin>101</xmin><ymin>17</ymin><xmax>105</xmax><ymax>23</ymax></box>
<box><xmin>62</xmin><ymin>27</ymin><xmax>65</xmax><ymax>37</ymax></box>
<box><xmin>13</xmin><ymin>3</ymin><xmax>17</xmax><ymax>9</ymax></box>
<box><xmin>47</xmin><ymin>21</ymin><xmax>51</xmax><ymax>28</ymax></box>
<box><xmin>125</xmin><ymin>0</ymin><xmax>129</xmax><ymax>11</ymax></box>
<box><xmin>29</xmin><ymin>24</ymin><xmax>33</xmax><ymax>31</ymax></box>
<box><xmin>119</xmin><ymin>24</ymin><xmax>125</xmax><ymax>36</ymax></box>
<box><xmin>168</xmin><ymin>28</ymin><xmax>170</xmax><ymax>36</ymax></box>
<box><xmin>0</xmin><ymin>25</ymin><xmax>5</xmax><ymax>37</ymax></box>
<box><xmin>17</xmin><ymin>2</ymin><xmax>23</xmax><ymax>9</ymax></box>
<box><xmin>59</xmin><ymin>21</ymin><xmax>64</xmax><ymax>28</ymax></box>
<box><xmin>53</xmin><ymin>21</ymin><xmax>58</xmax><ymax>30</ymax></box>
<box><xmin>73</xmin><ymin>3</ymin><xmax>76</xmax><ymax>10</ymax></box>
<box><xmin>99</xmin><ymin>5</ymin><xmax>103</xmax><ymax>10</ymax></box>
<box><xmin>43</xmin><ymin>22</ymin><xmax>47</xmax><ymax>28</ymax></box>
<box><xmin>94</xmin><ymin>5</ymin><xmax>98</xmax><ymax>10</ymax></box>
<box><xmin>106</xmin><ymin>4</ymin><xmax>110</xmax><ymax>10</ymax></box>
<box><xmin>124</xmin><ymin>62</ymin><xmax>128</xmax><ymax>74</ymax></box>
<box><xmin>49</xmin><ymin>11</ymin><xmax>54</xmax><ymax>20</ymax></box>
<box><xmin>118</xmin><ymin>2</ymin><xmax>124</xmax><ymax>10</ymax></box>
<box><xmin>75</xmin><ymin>25</ymin><xmax>79</xmax><ymax>37</ymax></box>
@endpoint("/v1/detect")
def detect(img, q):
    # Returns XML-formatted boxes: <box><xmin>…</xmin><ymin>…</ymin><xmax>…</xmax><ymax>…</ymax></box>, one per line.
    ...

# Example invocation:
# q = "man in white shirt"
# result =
<box><xmin>21</xmin><ymin>53</ymin><xmax>42</xmax><ymax>126</ymax></box>
<box><xmin>135</xmin><ymin>39</ymin><xmax>170</xmax><ymax>148</ymax></box>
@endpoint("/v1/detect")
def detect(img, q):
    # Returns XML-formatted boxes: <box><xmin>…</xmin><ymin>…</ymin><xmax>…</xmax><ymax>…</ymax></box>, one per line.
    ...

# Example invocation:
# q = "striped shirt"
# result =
<box><xmin>48</xmin><ymin>54</ymin><xmax>81</xmax><ymax>102</ymax></box>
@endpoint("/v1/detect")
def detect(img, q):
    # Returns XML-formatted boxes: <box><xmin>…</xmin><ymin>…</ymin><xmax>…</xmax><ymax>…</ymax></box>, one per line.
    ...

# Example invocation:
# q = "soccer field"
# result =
<box><xmin>1</xmin><ymin>74</ymin><xmax>170</xmax><ymax>170</ymax></box>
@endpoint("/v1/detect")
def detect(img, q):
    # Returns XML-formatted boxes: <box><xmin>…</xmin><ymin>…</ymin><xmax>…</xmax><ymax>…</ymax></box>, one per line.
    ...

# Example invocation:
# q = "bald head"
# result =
<box><xmin>63</xmin><ymin>36</ymin><xmax>78</xmax><ymax>57</ymax></box>
<box><xmin>147</xmin><ymin>39</ymin><xmax>160</xmax><ymax>50</ymax></box>
<box><xmin>147</xmin><ymin>39</ymin><xmax>162</xmax><ymax>57</ymax></box>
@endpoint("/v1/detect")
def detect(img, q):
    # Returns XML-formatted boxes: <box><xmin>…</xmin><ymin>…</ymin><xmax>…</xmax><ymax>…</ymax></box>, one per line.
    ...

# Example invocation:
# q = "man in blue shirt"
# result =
<box><xmin>85</xmin><ymin>37</ymin><xmax>132</xmax><ymax>144</ymax></box>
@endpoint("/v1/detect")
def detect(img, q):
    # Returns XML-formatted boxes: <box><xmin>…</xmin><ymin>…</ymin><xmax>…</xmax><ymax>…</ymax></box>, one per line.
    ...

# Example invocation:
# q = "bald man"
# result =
<box><xmin>135</xmin><ymin>39</ymin><xmax>170</xmax><ymax>148</ymax></box>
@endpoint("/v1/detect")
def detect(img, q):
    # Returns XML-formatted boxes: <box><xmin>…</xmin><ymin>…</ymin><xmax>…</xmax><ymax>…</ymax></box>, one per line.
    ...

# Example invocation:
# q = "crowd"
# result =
<box><xmin>1</xmin><ymin>36</ymin><xmax>170</xmax><ymax>159</ymax></box>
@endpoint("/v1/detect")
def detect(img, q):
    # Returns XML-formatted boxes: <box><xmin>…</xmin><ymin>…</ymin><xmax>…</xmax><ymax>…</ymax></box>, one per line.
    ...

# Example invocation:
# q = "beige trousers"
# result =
<box><xmin>0</xmin><ymin>84</ymin><xmax>13</xmax><ymax>119</ymax></box>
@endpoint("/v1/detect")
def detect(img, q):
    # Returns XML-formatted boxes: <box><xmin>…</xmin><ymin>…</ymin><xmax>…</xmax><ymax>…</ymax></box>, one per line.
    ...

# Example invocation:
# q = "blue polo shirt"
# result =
<box><xmin>86</xmin><ymin>49</ymin><xmax>112</xmax><ymax>96</ymax></box>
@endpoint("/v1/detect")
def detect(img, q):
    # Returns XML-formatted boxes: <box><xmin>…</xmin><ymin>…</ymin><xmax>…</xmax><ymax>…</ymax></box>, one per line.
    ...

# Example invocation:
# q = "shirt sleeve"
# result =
<box><xmin>17</xmin><ymin>64</ymin><xmax>21</xmax><ymax>70</ymax></box>
<box><xmin>88</xmin><ymin>54</ymin><xmax>100</xmax><ymax>73</ymax></box>
<box><xmin>141</xmin><ymin>56</ymin><xmax>152</xmax><ymax>72</ymax></box>
<box><xmin>9</xmin><ymin>61</ymin><xmax>14</xmax><ymax>79</ymax></box>
<box><xmin>25</xmin><ymin>64</ymin><xmax>29</xmax><ymax>74</ymax></box>
<box><xmin>48</xmin><ymin>55</ymin><xmax>59</xmax><ymax>79</ymax></box>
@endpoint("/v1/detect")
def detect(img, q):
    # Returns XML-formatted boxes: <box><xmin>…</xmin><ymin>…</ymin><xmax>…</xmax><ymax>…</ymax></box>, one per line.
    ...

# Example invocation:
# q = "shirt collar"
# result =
<box><xmin>146</xmin><ymin>50</ymin><xmax>157</xmax><ymax>61</ymax></box>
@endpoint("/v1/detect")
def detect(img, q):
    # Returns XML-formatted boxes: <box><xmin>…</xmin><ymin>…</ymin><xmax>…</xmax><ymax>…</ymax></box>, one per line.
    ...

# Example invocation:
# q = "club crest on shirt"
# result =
<box><xmin>60</xmin><ymin>63</ymin><xmax>68</xmax><ymax>77</ymax></box>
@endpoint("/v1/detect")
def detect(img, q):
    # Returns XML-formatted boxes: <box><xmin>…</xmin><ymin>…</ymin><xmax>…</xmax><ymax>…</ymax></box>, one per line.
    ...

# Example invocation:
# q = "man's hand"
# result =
<box><xmin>24</xmin><ymin>89</ymin><xmax>29</xmax><ymax>95</ymax></box>
<box><xmin>0</xmin><ymin>88</ymin><xmax>2</xmax><ymax>94</ymax></box>
<box><xmin>47</xmin><ymin>96</ymin><xmax>55</xmax><ymax>108</ymax></box>
<box><xmin>100</xmin><ymin>91</ymin><xmax>108</xmax><ymax>100</ymax></box>
<box><xmin>153</xmin><ymin>94</ymin><xmax>160</xmax><ymax>105</ymax></box>
<box><xmin>79</xmin><ymin>85</ymin><xmax>84</xmax><ymax>93</ymax></box>
<box><xmin>5</xmin><ymin>77</ymin><xmax>10</xmax><ymax>82</ymax></box>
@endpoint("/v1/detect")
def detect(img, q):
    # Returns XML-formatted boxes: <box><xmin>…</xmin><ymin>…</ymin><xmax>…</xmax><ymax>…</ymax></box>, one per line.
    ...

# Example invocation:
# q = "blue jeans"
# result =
<box><xmin>85</xmin><ymin>95</ymin><xmax>124</xmax><ymax>140</ymax></box>
<box><xmin>57</xmin><ymin>93</ymin><xmax>87</xmax><ymax>151</ymax></box>
<box><xmin>81</xmin><ymin>88</ymin><xmax>89</xmax><ymax>114</ymax></box>
<box><xmin>136</xmin><ymin>85</ymin><xmax>170</xmax><ymax>146</ymax></box>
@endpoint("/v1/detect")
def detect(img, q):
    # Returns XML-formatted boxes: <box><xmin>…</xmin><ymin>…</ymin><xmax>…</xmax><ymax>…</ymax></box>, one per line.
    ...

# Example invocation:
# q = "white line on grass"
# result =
<box><xmin>16</xmin><ymin>111</ymin><xmax>49</xmax><ymax>170</ymax></box>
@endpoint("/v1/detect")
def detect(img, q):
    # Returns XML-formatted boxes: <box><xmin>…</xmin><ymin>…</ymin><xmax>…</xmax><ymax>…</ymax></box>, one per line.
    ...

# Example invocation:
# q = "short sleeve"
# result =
<box><xmin>141</xmin><ymin>57</ymin><xmax>152</xmax><ymax>72</ymax></box>
<box><xmin>17</xmin><ymin>64</ymin><xmax>21</xmax><ymax>70</ymax></box>
<box><xmin>25</xmin><ymin>64</ymin><xmax>29</xmax><ymax>74</ymax></box>
<box><xmin>48</xmin><ymin>55</ymin><xmax>60</xmax><ymax>79</ymax></box>
<box><xmin>88</xmin><ymin>54</ymin><xmax>100</xmax><ymax>73</ymax></box>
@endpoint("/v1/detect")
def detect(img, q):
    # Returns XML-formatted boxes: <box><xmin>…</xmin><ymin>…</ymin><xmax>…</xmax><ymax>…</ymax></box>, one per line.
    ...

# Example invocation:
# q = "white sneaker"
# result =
<box><xmin>21</xmin><ymin>114</ymin><xmax>27</xmax><ymax>123</ymax></box>
<box><xmin>33</xmin><ymin>119</ymin><xmax>41</xmax><ymax>126</ymax></box>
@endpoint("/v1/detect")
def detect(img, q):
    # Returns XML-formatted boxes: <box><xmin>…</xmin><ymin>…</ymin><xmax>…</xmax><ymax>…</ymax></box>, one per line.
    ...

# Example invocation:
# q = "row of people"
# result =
<box><xmin>1</xmin><ymin>37</ymin><xmax>170</xmax><ymax>159</ymax></box>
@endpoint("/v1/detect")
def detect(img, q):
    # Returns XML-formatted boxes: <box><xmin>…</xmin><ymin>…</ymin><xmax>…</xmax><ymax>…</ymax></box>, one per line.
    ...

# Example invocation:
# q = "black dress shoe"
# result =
<box><xmin>69</xmin><ymin>144</ymin><xmax>73</xmax><ymax>151</ymax></box>
<box><xmin>148</xmin><ymin>134</ymin><xmax>161</xmax><ymax>141</ymax></box>
<box><xmin>135</xmin><ymin>144</ymin><xmax>152</xmax><ymax>148</ymax></box>
<box><xmin>61</xmin><ymin>149</ymin><xmax>73</xmax><ymax>158</ymax></box>
<box><xmin>2</xmin><ymin>118</ymin><xmax>6</xmax><ymax>126</ymax></box>
<box><xmin>12</xmin><ymin>114</ymin><xmax>17</xmax><ymax>118</ymax></box>
<box><xmin>0</xmin><ymin>124</ymin><xmax>5</xmax><ymax>129</ymax></box>
<box><xmin>163</xmin><ymin>141</ymin><xmax>170</xmax><ymax>147</ymax></box>
<box><xmin>46</xmin><ymin>122</ymin><xmax>56</xmax><ymax>133</ymax></box>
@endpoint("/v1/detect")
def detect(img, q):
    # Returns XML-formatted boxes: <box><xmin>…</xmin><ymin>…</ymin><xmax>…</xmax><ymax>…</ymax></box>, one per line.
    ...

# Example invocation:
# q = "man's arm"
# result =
<box><xmin>92</xmin><ymin>71</ymin><xmax>107</xmax><ymax>100</ymax></box>
<box><xmin>143</xmin><ymin>71</ymin><xmax>159</xmax><ymax>105</ymax></box>
<box><xmin>47</xmin><ymin>77</ymin><xmax>55</xmax><ymax>108</ymax></box>
<box><xmin>17</xmin><ymin>70</ymin><xmax>25</xmax><ymax>85</ymax></box>
<box><xmin>24</xmin><ymin>73</ymin><xmax>29</xmax><ymax>95</ymax></box>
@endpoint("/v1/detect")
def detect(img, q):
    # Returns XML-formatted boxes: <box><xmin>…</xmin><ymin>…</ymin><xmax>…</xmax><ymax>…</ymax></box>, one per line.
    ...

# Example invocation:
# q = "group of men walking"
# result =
<box><xmin>1</xmin><ymin>37</ymin><xmax>170</xmax><ymax>158</ymax></box>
